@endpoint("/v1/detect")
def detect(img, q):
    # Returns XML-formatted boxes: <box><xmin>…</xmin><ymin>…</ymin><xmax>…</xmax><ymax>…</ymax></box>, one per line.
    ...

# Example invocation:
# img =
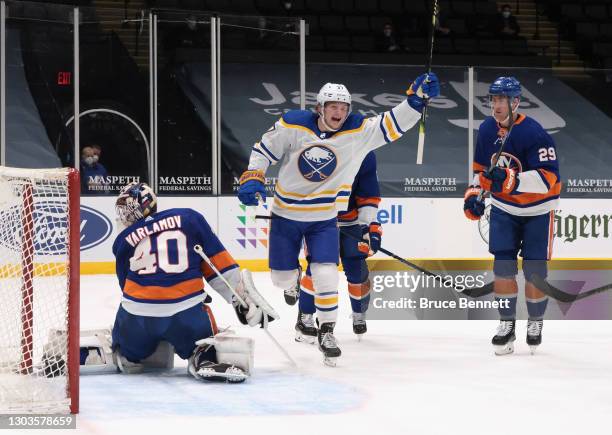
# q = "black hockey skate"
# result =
<box><xmin>492</xmin><ymin>319</ymin><xmax>516</xmax><ymax>356</ymax></box>
<box><xmin>193</xmin><ymin>360</ymin><xmax>248</xmax><ymax>383</ymax></box>
<box><xmin>318</xmin><ymin>322</ymin><xmax>341</xmax><ymax>367</ymax></box>
<box><xmin>352</xmin><ymin>312</ymin><xmax>367</xmax><ymax>339</ymax></box>
<box><xmin>283</xmin><ymin>268</ymin><xmax>302</xmax><ymax>305</ymax></box>
<box><xmin>526</xmin><ymin>319</ymin><xmax>543</xmax><ymax>354</ymax></box>
<box><xmin>295</xmin><ymin>311</ymin><xmax>317</xmax><ymax>344</ymax></box>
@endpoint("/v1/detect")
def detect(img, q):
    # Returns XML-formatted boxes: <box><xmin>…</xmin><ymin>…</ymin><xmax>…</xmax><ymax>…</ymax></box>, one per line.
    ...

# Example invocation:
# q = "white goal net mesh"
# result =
<box><xmin>0</xmin><ymin>167</ymin><xmax>78</xmax><ymax>414</ymax></box>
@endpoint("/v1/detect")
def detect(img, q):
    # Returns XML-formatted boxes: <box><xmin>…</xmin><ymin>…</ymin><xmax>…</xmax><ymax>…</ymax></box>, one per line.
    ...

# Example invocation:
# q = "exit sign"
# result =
<box><xmin>57</xmin><ymin>71</ymin><xmax>71</xmax><ymax>86</ymax></box>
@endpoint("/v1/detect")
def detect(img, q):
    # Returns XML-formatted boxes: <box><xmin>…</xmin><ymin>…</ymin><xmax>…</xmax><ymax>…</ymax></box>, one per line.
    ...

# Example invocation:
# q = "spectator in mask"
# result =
<box><xmin>494</xmin><ymin>4</ymin><xmax>520</xmax><ymax>37</ymax></box>
<box><xmin>377</xmin><ymin>22</ymin><xmax>402</xmax><ymax>52</ymax></box>
<box><xmin>81</xmin><ymin>145</ymin><xmax>109</xmax><ymax>194</ymax></box>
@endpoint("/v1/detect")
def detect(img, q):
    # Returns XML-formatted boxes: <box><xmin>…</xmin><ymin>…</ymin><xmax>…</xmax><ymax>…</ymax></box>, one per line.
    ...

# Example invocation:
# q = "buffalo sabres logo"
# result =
<box><xmin>493</xmin><ymin>151</ymin><xmax>523</xmax><ymax>173</ymax></box>
<box><xmin>298</xmin><ymin>145</ymin><xmax>337</xmax><ymax>182</ymax></box>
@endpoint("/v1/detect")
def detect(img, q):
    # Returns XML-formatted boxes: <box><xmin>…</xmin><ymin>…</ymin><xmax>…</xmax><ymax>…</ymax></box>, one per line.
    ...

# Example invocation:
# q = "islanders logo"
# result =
<box><xmin>493</xmin><ymin>151</ymin><xmax>523</xmax><ymax>173</ymax></box>
<box><xmin>298</xmin><ymin>145</ymin><xmax>337</xmax><ymax>182</ymax></box>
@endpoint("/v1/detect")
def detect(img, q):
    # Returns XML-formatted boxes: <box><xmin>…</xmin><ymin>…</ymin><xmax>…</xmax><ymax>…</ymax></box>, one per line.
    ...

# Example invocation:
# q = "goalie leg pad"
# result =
<box><xmin>190</xmin><ymin>333</ymin><xmax>254</xmax><ymax>382</ymax></box>
<box><xmin>79</xmin><ymin>328</ymin><xmax>113</xmax><ymax>367</ymax></box>
<box><xmin>113</xmin><ymin>349</ymin><xmax>145</xmax><ymax>374</ymax></box>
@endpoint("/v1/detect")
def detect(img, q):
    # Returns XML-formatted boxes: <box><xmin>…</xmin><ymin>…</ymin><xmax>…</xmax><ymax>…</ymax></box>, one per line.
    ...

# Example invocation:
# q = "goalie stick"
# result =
<box><xmin>193</xmin><ymin>245</ymin><xmax>297</xmax><ymax>367</ymax></box>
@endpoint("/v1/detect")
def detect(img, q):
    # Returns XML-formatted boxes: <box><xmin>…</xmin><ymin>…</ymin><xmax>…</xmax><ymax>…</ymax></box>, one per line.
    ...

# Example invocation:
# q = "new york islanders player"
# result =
<box><xmin>296</xmin><ymin>151</ymin><xmax>381</xmax><ymax>343</ymax></box>
<box><xmin>463</xmin><ymin>77</ymin><xmax>560</xmax><ymax>355</ymax></box>
<box><xmin>238</xmin><ymin>74</ymin><xmax>439</xmax><ymax>365</ymax></box>
<box><xmin>112</xmin><ymin>182</ymin><xmax>270</xmax><ymax>382</ymax></box>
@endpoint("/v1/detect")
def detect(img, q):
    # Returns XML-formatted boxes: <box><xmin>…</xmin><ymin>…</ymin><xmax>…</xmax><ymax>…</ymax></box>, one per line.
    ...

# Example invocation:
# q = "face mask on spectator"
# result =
<box><xmin>83</xmin><ymin>156</ymin><xmax>95</xmax><ymax>166</ymax></box>
<box><xmin>502</xmin><ymin>11</ymin><xmax>511</xmax><ymax>18</ymax></box>
<box><xmin>384</xmin><ymin>28</ymin><xmax>392</xmax><ymax>37</ymax></box>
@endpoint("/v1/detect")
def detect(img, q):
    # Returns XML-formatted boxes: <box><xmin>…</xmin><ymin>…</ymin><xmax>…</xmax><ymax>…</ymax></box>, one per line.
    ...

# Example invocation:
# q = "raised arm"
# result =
<box><xmin>360</xmin><ymin>72</ymin><xmax>440</xmax><ymax>151</ymax></box>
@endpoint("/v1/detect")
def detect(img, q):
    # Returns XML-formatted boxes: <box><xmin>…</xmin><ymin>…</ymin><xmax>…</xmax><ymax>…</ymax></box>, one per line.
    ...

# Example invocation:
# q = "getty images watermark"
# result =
<box><xmin>368</xmin><ymin>270</ymin><xmax>508</xmax><ymax>320</ymax></box>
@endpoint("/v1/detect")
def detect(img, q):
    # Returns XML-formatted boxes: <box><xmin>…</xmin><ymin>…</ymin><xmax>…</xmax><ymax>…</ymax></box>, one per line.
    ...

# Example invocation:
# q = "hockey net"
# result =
<box><xmin>0</xmin><ymin>167</ymin><xmax>79</xmax><ymax>414</ymax></box>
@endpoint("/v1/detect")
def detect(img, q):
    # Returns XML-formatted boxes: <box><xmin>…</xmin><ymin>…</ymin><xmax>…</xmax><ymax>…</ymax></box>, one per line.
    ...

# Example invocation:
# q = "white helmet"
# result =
<box><xmin>317</xmin><ymin>83</ymin><xmax>351</xmax><ymax>131</ymax></box>
<box><xmin>317</xmin><ymin>82</ymin><xmax>352</xmax><ymax>107</ymax></box>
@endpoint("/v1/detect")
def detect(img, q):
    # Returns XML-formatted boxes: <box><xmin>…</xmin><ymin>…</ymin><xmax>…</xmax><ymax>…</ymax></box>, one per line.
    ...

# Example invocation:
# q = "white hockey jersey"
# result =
<box><xmin>248</xmin><ymin>100</ymin><xmax>421</xmax><ymax>222</ymax></box>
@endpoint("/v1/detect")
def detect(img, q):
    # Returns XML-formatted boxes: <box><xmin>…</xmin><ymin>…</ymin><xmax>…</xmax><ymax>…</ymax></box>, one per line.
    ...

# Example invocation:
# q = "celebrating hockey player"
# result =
<box><xmin>463</xmin><ymin>77</ymin><xmax>561</xmax><ymax>355</ymax></box>
<box><xmin>238</xmin><ymin>74</ymin><xmax>439</xmax><ymax>365</ymax></box>
<box><xmin>111</xmin><ymin>182</ymin><xmax>273</xmax><ymax>382</ymax></box>
<box><xmin>294</xmin><ymin>151</ymin><xmax>381</xmax><ymax>343</ymax></box>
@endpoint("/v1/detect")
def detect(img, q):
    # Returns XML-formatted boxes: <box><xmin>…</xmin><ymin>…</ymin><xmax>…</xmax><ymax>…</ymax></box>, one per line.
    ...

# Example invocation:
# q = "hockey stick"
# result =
<box><xmin>253</xmin><ymin>215</ymin><xmax>612</xmax><ymax>302</ymax></box>
<box><xmin>461</xmin><ymin>272</ymin><xmax>612</xmax><ymax>303</ymax></box>
<box><xmin>416</xmin><ymin>0</ymin><xmax>438</xmax><ymax>165</ymax></box>
<box><xmin>476</xmin><ymin>98</ymin><xmax>516</xmax><ymax>202</ymax></box>
<box><xmin>193</xmin><ymin>245</ymin><xmax>297</xmax><ymax>367</ymax></box>
<box><xmin>255</xmin><ymin>214</ymin><xmax>470</xmax><ymax>294</ymax></box>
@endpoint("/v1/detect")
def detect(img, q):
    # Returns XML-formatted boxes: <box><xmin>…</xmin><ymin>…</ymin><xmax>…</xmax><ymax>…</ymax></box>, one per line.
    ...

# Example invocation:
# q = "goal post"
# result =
<box><xmin>0</xmin><ymin>166</ymin><xmax>80</xmax><ymax>414</ymax></box>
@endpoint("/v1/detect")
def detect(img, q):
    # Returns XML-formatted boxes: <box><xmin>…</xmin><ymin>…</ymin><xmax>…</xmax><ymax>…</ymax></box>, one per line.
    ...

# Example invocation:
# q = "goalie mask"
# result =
<box><xmin>115</xmin><ymin>182</ymin><xmax>158</xmax><ymax>227</ymax></box>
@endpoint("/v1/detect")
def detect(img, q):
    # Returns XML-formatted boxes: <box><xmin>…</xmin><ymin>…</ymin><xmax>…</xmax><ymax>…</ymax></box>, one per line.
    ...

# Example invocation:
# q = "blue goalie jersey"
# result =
<box><xmin>112</xmin><ymin>208</ymin><xmax>239</xmax><ymax>317</ymax></box>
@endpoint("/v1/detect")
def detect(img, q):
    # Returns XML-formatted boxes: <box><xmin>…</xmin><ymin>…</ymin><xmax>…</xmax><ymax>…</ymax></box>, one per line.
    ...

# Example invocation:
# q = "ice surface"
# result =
<box><xmin>42</xmin><ymin>273</ymin><xmax>612</xmax><ymax>435</ymax></box>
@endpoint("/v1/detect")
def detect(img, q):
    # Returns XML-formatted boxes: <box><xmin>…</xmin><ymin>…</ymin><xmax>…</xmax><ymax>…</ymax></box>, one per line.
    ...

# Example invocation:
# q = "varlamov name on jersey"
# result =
<box><xmin>124</xmin><ymin>215</ymin><xmax>182</xmax><ymax>247</ymax></box>
<box><xmin>247</xmin><ymin>100</ymin><xmax>421</xmax><ymax>221</ymax></box>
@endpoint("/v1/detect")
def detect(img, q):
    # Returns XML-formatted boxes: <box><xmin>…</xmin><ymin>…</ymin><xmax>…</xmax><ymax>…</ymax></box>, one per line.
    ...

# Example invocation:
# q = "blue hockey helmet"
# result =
<box><xmin>488</xmin><ymin>76</ymin><xmax>521</xmax><ymax>98</ymax></box>
<box><xmin>116</xmin><ymin>182</ymin><xmax>158</xmax><ymax>227</ymax></box>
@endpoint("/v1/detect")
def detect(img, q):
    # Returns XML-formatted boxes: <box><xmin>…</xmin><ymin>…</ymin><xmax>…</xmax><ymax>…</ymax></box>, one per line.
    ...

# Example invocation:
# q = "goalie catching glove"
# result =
<box><xmin>233</xmin><ymin>269</ymin><xmax>279</xmax><ymax>328</ymax></box>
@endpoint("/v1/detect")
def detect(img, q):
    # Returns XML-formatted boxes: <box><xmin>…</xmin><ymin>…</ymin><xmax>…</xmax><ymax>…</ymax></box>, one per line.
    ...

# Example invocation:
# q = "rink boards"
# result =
<box><xmin>77</xmin><ymin>196</ymin><xmax>612</xmax><ymax>273</ymax></box>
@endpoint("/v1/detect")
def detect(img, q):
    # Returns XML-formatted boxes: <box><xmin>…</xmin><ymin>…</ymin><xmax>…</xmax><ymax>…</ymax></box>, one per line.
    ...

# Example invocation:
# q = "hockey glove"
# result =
<box><xmin>238</xmin><ymin>170</ymin><xmax>266</xmax><ymax>206</ymax></box>
<box><xmin>233</xmin><ymin>270</ymin><xmax>279</xmax><ymax>328</ymax></box>
<box><xmin>479</xmin><ymin>167</ymin><xmax>517</xmax><ymax>194</ymax></box>
<box><xmin>407</xmin><ymin>72</ymin><xmax>440</xmax><ymax>112</ymax></box>
<box><xmin>358</xmin><ymin>222</ymin><xmax>383</xmax><ymax>257</ymax></box>
<box><xmin>232</xmin><ymin>295</ymin><xmax>263</xmax><ymax>327</ymax></box>
<box><xmin>463</xmin><ymin>186</ymin><xmax>485</xmax><ymax>221</ymax></box>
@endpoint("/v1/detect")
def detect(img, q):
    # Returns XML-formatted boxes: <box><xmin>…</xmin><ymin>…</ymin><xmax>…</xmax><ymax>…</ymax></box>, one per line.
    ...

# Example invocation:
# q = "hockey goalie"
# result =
<box><xmin>81</xmin><ymin>182</ymin><xmax>277</xmax><ymax>382</ymax></box>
